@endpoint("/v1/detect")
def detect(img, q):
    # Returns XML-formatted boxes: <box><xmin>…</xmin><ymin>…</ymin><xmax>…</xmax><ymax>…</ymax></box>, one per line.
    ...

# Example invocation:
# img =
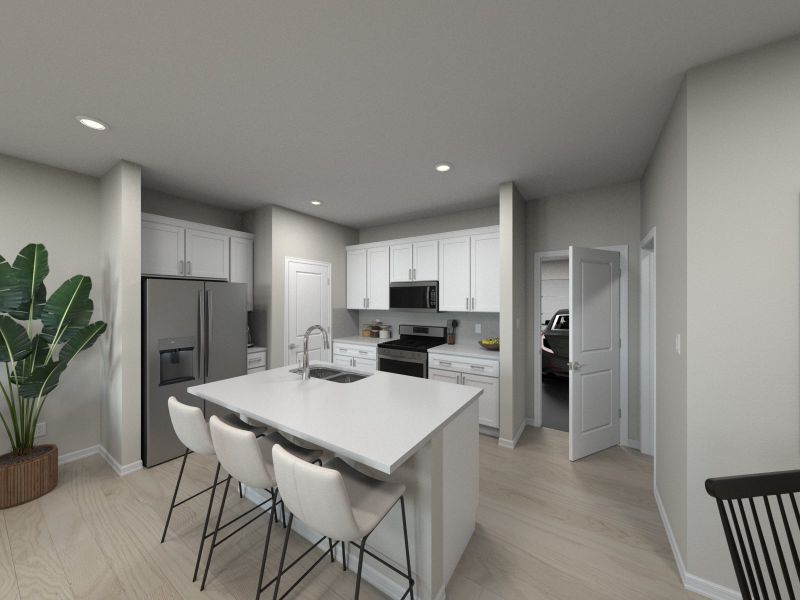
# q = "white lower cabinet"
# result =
<box><xmin>428</xmin><ymin>353</ymin><xmax>500</xmax><ymax>429</ymax></box>
<box><xmin>332</xmin><ymin>342</ymin><xmax>377</xmax><ymax>373</ymax></box>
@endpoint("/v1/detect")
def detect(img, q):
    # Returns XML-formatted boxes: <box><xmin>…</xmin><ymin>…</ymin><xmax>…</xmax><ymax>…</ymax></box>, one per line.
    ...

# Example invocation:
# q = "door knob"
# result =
<box><xmin>567</xmin><ymin>361</ymin><xmax>581</xmax><ymax>371</ymax></box>
<box><xmin>288</xmin><ymin>343</ymin><xmax>297</xmax><ymax>350</ymax></box>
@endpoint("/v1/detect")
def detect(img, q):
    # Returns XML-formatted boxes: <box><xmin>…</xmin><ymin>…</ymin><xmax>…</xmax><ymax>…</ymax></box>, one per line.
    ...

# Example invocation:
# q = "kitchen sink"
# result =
<box><xmin>327</xmin><ymin>372</ymin><xmax>369</xmax><ymax>384</ymax></box>
<box><xmin>289</xmin><ymin>366</ymin><xmax>370</xmax><ymax>383</ymax></box>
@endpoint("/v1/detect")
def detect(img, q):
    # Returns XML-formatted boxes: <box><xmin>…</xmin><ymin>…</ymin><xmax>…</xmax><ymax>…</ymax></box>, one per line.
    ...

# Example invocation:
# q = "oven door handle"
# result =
<box><xmin>378</xmin><ymin>354</ymin><xmax>424</xmax><ymax>364</ymax></box>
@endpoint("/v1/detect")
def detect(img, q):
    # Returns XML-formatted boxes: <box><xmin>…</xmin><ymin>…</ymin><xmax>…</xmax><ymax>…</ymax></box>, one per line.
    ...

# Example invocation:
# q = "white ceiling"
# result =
<box><xmin>2</xmin><ymin>2</ymin><xmax>799</xmax><ymax>227</ymax></box>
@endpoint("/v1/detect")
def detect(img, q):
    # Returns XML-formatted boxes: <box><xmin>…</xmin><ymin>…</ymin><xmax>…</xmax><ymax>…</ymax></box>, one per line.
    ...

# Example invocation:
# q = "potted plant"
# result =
<box><xmin>0</xmin><ymin>243</ymin><xmax>106</xmax><ymax>508</ymax></box>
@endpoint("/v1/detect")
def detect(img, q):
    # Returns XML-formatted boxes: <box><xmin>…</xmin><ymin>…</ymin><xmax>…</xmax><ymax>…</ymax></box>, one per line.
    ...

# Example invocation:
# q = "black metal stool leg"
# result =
<box><xmin>354</xmin><ymin>534</ymin><xmax>369</xmax><ymax>600</ymax></box>
<box><xmin>272</xmin><ymin>513</ymin><xmax>294</xmax><ymax>600</ymax></box>
<box><xmin>341</xmin><ymin>541</ymin><xmax>348</xmax><ymax>571</ymax></box>
<box><xmin>239</xmin><ymin>481</ymin><xmax>244</xmax><ymax>498</ymax></box>
<box><xmin>192</xmin><ymin>461</ymin><xmax>221</xmax><ymax>581</ymax></box>
<box><xmin>160</xmin><ymin>448</ymin><xmax>189</xmax><ymax>543</ymax></box>
<box><xmin>201</xmin><ymin>474</ymin><xmax>231</xmax><ymax>590</ymax></box>
<box><xmin>400</xmin><ymin>496</ymin><xmax>415</xmax><ymax>600</ymax></box>
<box><xmin>256</xmin><ymin>491</ymin><xmax>277</xmax><ymax>600</ymax></box>
<box><xmin>328</xmin><ymin>538</ymin><xmax>335</xmax><ymax>563</ymax></box>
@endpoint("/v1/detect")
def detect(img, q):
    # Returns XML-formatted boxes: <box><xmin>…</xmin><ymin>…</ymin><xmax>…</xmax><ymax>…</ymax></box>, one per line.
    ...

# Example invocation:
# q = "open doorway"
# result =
<box><xmin>532</xmin><ymin>246</ymin><xmax>631</xmax><ymax>458</ymax></box>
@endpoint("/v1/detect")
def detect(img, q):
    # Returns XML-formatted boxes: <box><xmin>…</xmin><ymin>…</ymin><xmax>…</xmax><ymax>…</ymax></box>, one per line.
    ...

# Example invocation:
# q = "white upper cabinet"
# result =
<box><xmin>412</xmin><ymin>240</ymin><xmax>438</xmax><ymax>281</ymax></box>
<box><xmin>230</xmin><ymin>236</ymin><xmax>254</xmax><ymax>311</ymax></box>
<box><xmin>141</xmin><ymin>214</ymin><xmax>253</xmax><ymax>291</ymax></box>
<box><xmin>366</xmin><ymin>246</ymin><xmax>390</xmax><ymax>310</ymax></box>
<box><xmin>390</xmin><ymin>240</ymin><xmax>438</xmax><ymax>282</ymax></box>
<box><xmin>347</xmin><ymin>246</ymin><xmax>389</xmax><ymax>310</ymax></box>
<box><xmin>389</xmin><ymin>243</ymin><xmax>413</xmax><ymax>282</ymax></box>
<box><xmin>471</xmin><ymin>232</ymin><xmax>500</xmax><ymax>312</ymax></box>
<box><xmin>347</xmin><ymin>249</ymin><xmax>368</xmax><ymax>309</ymax></box>
<box><xmin>347</xmin><ymin>226</ymin><xmax>497</xmax><ymax>313</ymax></box>
<box><xmin>438</xmin><ymin>236</ymin><xmax>472</xmax><ymax>312</ymax></box>
<box><xmin>142</xmin><ymin>220</ymin><xmax>185</xmax><ymax>276</ymax></box>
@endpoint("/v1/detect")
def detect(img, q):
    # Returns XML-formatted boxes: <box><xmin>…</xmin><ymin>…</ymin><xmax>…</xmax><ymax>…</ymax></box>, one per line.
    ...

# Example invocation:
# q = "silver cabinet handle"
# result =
<box><xmin>187</xmin><ymin>261</ymin><xmax>192</xmax><ymax>275</ymax></box>
<box><xmin>351</xmin><ymin>358</ymin><xmax>356</xmax><ymax>367</ymax></box>
<box><xmin>413</xmin><ymin>268</ymin><xmax>416</xmax><ymax>280</ymax></box>
<box><xmin>179</xmin><ymin>260</ymin><xmax>184</xmax><ymax>275</ymax></box>
<box><xmin>471</xmin><ymin>297</ymin><xmax>475</xmax><ymax>310</ymax></box>
<box><xmin>466</xmin><ymin>297</ymin><xmax>469</xmax><ymax>310</ymax></box>
<box><xmin>363</xmin><ymin>297</ymin><xmax>366</xmax><ymax>308</ymax></box>
<box><xmin>408</xmin><ymin>268</ymin><xmax>412</xmax><ymax>280</ymax></box>
<box><xmin>358</xmin><ymin>350</ymin><xmax>368</xmax><ymax>354</ymax></box>
<box><xmin>439</xmin><ymin>360</ymin><xmax>452</xmax><ymax>366</ymax></box>
<box><xmin>470</xmin><ymin>364</ymin><xmax>485</xmax><ymax>370</ymax></box>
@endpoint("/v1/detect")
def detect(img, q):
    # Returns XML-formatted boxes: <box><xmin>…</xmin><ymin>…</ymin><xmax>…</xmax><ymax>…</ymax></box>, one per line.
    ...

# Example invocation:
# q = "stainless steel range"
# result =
<box><xmin>377</xmin><ymin>324</ymin><xmax>447</xmax><ymax>378</ymax></box>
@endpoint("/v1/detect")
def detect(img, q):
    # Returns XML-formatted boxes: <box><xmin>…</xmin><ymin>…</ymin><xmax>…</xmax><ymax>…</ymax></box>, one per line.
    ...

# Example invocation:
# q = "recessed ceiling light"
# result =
<box><xmin>435</xmin><ymin>163</ymin><xmax>452</xmax><ymax>173</ymax></box>
<box><xmin>310</xmin><ymin>200</ymin><xmax>322</xmax><ymax>206</ymax></box>
<box><xmin>76</xmin><ymin>116</ymin><xmax>109</xmax><ymax>131</ymax></box>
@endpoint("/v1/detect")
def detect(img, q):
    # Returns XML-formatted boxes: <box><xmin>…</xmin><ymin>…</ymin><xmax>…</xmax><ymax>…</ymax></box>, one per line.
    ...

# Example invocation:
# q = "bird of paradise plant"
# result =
<box><xmin>0</xmin><ymin>243</ymin><xmax>106</xmax><ymax>455</ymax></box>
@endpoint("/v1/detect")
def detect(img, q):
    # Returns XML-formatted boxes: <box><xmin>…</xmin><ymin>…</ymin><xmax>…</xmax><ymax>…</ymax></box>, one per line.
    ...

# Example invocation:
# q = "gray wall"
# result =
<box><xmin>100</xmin><ymin>161</ymin><xmax>142</xmax><ymax>468</ymax></box>
<box><xmin>0</xmin><ymin>154</ymin><xmax>104</xmax><ymax>457</ymax></box>
<box><xmin>142</xmin><ymin>188</ymin><xmax>245</xmax><ymax>230</ymax></box>
<box><xmin>525</xmin><ymin>181</ymin><xmax>642</xmax><ymax>441</ymax></box>
<box><xmin>641</xmin><ymin>83</ymin><xmax>688</xmax><ymax>560</ymax></box>
<box><xmin>684</xmin><ymin>37</ymin><xmax>800</xmax><ymax>588</ymax></box>
<box><xmin>243</xmin><ymin>206</ymin><xmax>359</xmax><ymax>369</ymax></box>
<box><xmin>358</xmin><ymin>205</ymin><xmax>498</xmax><ymax>243</ymax></box>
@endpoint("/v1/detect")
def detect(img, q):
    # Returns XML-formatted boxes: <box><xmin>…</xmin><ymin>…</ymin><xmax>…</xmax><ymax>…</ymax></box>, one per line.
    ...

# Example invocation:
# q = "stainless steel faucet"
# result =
<box><xmin>302</xmin><ymin>324</ymin><xmax>330</xmax><ymax>380</ymax></box>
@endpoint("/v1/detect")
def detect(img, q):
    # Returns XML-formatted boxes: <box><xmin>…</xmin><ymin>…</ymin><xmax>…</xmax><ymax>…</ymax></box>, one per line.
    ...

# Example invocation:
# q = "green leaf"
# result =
<box><xmin>17</xmin><ymin>360</ymin><xmax>65</xmax><ymax>399</ymax></box>
<box><xmin>59</xmin><ymin>322</ymin><xmax>106</xmax><ymax>364</ymax></box>
<box><xmin>6</xmin><ymin>282</ymin><xmax>46</xmax><ymax>321</ymax></box>
<box><xmin>40</xmin><ymin>275</ymin><xmax>94</xmax><ymax>345</ymax></box>
<box><xmin>0</xmin><ymin>315</ymin><xmax>32</xmax><ymax>363</ymax></box>
<box><xmin>11</xmin><ymin>334</ymin><xmax>51</xmax><ymax>385</ymax></box>
<box><xmin>12</xmin><ymin>243</ymin><xmax>49</xmax><ymax>309</ymax></box>
<box><xmin>0</xmin><ymin>254</ymin><xmax>25</xmax><ymax>312</ymax></box>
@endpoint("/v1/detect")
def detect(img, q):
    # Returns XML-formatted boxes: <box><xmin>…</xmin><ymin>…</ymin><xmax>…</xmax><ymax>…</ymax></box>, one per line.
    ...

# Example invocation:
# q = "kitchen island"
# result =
<box><xmin>188</xmin><ymin>363</ymin><xmax>480</xmax><ymax>600</ymax></box>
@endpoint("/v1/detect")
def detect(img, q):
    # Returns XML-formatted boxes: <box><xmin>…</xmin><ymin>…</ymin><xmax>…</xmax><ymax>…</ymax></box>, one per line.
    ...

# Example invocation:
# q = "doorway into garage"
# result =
<box><xmin>532</xmin><ymin>246</ymin><xmax>631</xmax><ymax>459</ymax></box>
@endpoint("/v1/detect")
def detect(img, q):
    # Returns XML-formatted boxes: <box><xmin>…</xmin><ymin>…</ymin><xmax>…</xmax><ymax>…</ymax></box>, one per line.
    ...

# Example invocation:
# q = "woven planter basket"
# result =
<box><xmin>0</xmin><ymin>445</ymin><xmax>58</xmax><ymax>508</ymax></box>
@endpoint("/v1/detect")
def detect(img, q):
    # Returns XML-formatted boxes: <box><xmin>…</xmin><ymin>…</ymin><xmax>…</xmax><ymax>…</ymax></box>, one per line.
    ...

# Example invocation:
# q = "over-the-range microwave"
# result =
<box><xmin>389</xmin><ymin>281</ymin><xmax>439</xmax><ymax>312</ymax></box>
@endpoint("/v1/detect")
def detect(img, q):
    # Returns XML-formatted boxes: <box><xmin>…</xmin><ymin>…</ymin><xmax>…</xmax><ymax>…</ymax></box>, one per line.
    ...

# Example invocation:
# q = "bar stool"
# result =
<box><xmin>203</xmin><ymin>416</ymin><xmax>324</xmax><ymax>595</ymax></box>
<box><xmin>162</xmin><ymin>397</ymin><xmax>268</xmax><ymax>582</ymax></box>
<box><xmin>271</xmin><ymin>444</ymin><xmax>415</xmax><ymax>600</ymax></box>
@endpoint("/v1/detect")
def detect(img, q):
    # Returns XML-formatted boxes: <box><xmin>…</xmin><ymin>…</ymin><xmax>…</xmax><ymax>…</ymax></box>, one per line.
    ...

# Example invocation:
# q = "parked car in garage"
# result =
<box><xmin>541</xmin><ymin>309</ymin><xmax>569</xmax><ymax>377</ymax></box>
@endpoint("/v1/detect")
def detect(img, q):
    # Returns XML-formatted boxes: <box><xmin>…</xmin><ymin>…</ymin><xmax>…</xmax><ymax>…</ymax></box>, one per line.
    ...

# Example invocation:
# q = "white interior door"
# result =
<box><xmin>569</xmin><ymin>246</ymin><xmax>620</xmax><ymax>461</ymax></box>
<box><xmin>285</xmin><ymin>259</ymin><xmax>331</xmax><ymax>367</ymax></box>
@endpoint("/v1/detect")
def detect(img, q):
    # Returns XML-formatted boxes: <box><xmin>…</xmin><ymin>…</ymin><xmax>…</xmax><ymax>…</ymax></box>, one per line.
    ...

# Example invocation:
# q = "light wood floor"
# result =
<box><xmin>0</xmin><ymin>427</ymin><xmax>699</xmax><ymax>600</ymax></box>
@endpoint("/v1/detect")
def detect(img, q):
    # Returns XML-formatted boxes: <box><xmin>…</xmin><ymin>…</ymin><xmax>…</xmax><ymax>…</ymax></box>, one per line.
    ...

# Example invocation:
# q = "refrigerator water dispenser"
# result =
<box><xmin>158</xmin><ymin>337</ymin><xmax>196</xmax><ymax>385</ymax></box>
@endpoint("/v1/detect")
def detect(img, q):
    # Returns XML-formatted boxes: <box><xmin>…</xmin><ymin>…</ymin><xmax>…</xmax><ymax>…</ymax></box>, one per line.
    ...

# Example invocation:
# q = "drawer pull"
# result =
<box><xmin>439</xmin><ymin>360</ymin><xmax>452</xmax><ymax>366</ymax></box>
<box><xmin>470</xmin><ymin>365</ymin><xmax>485</xmax><ymax>370</ymax></box>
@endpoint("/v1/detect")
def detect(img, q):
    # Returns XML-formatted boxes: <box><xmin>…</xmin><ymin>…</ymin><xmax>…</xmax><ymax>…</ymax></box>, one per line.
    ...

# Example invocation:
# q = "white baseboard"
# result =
<box><xmin>654</xmin><ymin>486</ymin><xmax>741</xmax><ymax>600</ymax></box>
<box><xmin>498</xmin><ymin>420</ymin><xmax>526</xmax><ymax>449</ymax></box>
<box><xmin>525</xmin><ymin>417</ymin><xmax>538</xmax><ymax>427</ymax></box>
<box><xmin>623</xmin><ymin>439</ymin><xmax>641</xmax><ymax>450</ymax></box>
<box><xmin>684</xmin><ymin>573</ymin><xmax>741</xmax><ymax>600</ymax></box>
<box><xmin>58</xmin><ymin>444</ymin><xmax>101</xmax><ymax>465</ymax></box>
<box><xmin>97</xmin><ymin>445</ymin><xmax>143</xmax><ymax>477</ymax></box>
<box><xmin>243</xmin><ymin>487</ymin><xmax>426</xmax><ymax>599</ymax></box>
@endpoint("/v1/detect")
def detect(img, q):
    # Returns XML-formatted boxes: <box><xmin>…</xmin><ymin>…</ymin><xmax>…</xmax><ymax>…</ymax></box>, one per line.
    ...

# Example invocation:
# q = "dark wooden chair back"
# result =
<box><xmin>706</xmin><ymin>470</ymin><xmax>800</xmax><ymax>599</ymax></box>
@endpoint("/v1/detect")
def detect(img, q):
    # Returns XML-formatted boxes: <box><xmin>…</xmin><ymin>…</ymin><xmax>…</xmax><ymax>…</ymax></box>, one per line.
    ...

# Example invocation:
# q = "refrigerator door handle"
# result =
<box><xmin>205</xmin><ymin>289</ymin><xmax>213</xmax><ymax>378</ymax></box>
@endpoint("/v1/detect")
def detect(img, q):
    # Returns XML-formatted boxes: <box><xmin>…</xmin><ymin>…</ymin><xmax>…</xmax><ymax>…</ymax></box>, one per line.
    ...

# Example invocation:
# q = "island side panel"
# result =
<box><xmin>442</xmin><ymin>401</ymin><xmax>479</xmax><ymax>585</ymax></box>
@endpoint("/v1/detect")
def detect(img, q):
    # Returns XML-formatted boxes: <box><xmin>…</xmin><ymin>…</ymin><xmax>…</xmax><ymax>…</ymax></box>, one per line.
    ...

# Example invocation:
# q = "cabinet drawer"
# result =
<box><xmin>333</xmin><ymin>343</ymin><xmax>376</xmax><ymax>360</ymax></box>
<box><xmin>246</xmin><ymin>351</ymin><xmax>267</xmax><ymax>370</ymax></box>
<box><xmin>428</xmin><ymin>353</ymin><xmax>499</xmax><ymax>378</ymax></box>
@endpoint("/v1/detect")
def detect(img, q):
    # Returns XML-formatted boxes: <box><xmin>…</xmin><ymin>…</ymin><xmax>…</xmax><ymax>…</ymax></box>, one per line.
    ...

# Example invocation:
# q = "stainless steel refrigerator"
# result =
<box><xmin>142</xmin><ymin>278</ymin><xmax>247</xmax><ymax>467</ymax></box>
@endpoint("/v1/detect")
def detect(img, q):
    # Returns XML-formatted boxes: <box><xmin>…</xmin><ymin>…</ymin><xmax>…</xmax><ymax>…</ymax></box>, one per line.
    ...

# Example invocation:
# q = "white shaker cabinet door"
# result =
<box><xmin>333</xmin><ymin>355</ymin><xmax>354</xmax><ymax>369</ymax></box>
<box><xmin>186</xmin><ymin>228</ymin><xmax>229</xmax><ymax>279</ymax></box>
<box><xmin>413</xmin><ymin>240</ymin><xmax>438</xmax><ymax>281</ymax></box>
<box><xmin>230</xmin><ymin>236</ymin><xmax>254</xmax><ymax>311</ymax></box>
<box><xmin>462</xmin><ymin>372</ymin><xmax>499</xmax><ymax>428</ymax></box>
<box><xmin>438</xmin><ymin>236</ymin><xmax>471</xmax><ymax>312</ymax></box>
<box><xmin>353</xmin><ymin>357</ymin><xmax>377</xmax><ymax>373</ymax></box>
<box><xmin>142</xmin><ymin>220</ymin><xmax>185</xmax><ymax>276</ymax></box>
<box><xmin>366</xmin><ymin>246</ymin><xmax>390</xmax><ymax>310</ymax></box>
<box><xmin>390</xmin><ymin>243</ymin><xmax>413</xmax><ymax>282</ymax></box>
<box><xmin>347</xmin><ymin>249</ymin><xmax>368</xmax><ymax>309</ymax></box>
<box><xmin>471</xmin><ymin>232</ymin><xmax>500</xmax><ymax>313</ymax></box>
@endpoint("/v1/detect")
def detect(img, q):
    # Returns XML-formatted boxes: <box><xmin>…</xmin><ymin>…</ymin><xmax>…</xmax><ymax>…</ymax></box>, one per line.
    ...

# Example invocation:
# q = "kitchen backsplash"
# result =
<box><xmin>356</xmin><ymin>310</ymin><xmax>499</xmax><ymax>344</ymax></box>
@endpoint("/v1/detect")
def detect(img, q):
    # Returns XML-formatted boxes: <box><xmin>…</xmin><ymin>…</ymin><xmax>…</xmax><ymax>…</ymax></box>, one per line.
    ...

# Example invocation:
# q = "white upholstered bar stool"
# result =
<box><xmin>203</xmin><ymin>416</ymin><xmax>324</xmax><ymax>596</ymax></box>
<box><xmin>162</xmin><ymin>397</ymin><xmax>267</xmax><ymax>581</ymax></box>
<box><xmin>271</xmin><ymin>444</ymin><xmax>415</xmax><ymax>600</ymax></box>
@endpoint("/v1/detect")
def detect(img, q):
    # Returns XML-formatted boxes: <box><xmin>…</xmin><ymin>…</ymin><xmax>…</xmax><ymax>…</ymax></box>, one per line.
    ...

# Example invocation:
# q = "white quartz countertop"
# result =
<box><xmin>428</xmin><ymin>342</ymin><xmax>500</xmax><ymax>361</ymax></box>
<box><xmin>188</xmin><ymin>363</ymin><xmax>481</xmax><ymax>474</ymax></box>
<box><xmin>332</xmin><ymin>335</ymin><xmax>395</xmax><ymax>346</ymax></box>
